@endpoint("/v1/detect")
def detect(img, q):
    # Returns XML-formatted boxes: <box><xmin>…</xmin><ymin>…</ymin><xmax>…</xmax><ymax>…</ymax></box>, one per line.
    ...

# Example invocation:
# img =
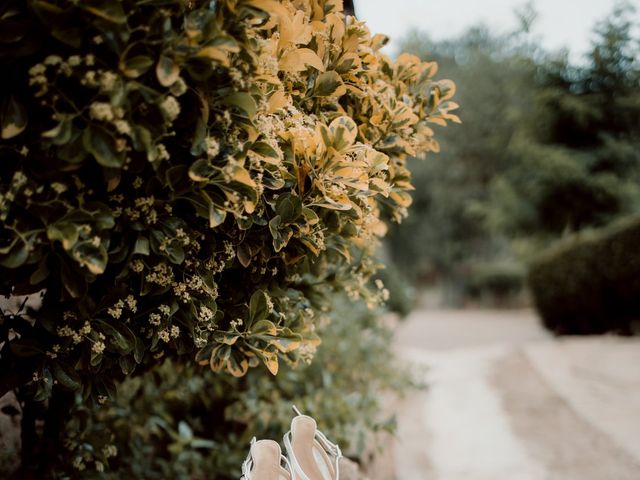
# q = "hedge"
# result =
<box><xmin>0</xmin><ymin>0</ymin><xmax>457</xmax><ymax>475</ymax></box>
<box><xmin>528</xmin><ymin>215</ymin><xmax>640</xmax><ymax>335</ymax></box>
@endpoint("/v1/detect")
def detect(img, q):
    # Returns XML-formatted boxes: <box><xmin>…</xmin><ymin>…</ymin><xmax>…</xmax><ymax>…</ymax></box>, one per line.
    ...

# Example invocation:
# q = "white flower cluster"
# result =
<box><xmin>107</xmin><ymin>295</ymin><xmax>137</xmax><ymax>319</ymax></box>
<box><xmin>160</xmin><ymin>95</ymin><xmax>181</xmax><ymax>121</ymax></box>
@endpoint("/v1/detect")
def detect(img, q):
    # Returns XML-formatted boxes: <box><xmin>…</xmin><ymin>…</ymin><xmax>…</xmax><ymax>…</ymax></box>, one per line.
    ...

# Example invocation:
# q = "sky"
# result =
<box><xmin>355</xmin><ymin>0</ymin><xmax>633</xmax><ymax>62</ymax></box>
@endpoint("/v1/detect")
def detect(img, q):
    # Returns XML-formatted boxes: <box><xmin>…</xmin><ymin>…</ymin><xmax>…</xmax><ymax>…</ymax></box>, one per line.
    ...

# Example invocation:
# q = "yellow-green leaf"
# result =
<box><xmin>329</xmin><ymin>116</ymin><xmax>358</xmax><ymax>151</ymax></box>
<box><xmin>314</xmin><ymin>71</ymin><xmax>347</xmax><ymax>97</ymax></box>
<box><xmin>156</xmin><ymin>55</ymin><xmax>180</xmax><ymax>87</ymax></box>
<box><xmin>280</xmin><ymin>48</ymin><xmax>324</xmax><ymax>73</ymax></box>
<box><xmin>1</xmin><ymin>96</ymin><xmax>28</xmax><ymax>140</ymax></box>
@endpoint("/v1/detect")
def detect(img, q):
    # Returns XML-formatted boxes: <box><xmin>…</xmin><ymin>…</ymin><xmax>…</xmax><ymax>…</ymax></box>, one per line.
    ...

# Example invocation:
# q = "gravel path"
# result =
<box><xmin>392</xmin><ymin>309</ymin><xmax>640</xmax><ymax>480</ymax></box>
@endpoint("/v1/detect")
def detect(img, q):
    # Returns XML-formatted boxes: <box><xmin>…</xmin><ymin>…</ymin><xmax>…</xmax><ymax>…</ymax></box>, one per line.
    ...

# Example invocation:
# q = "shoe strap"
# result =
<box><xmin>287</xmin><ymin>406</ymin><xmax>343</xmax><ymax>480</ymax></box>
<box><xmin>241</xmin><ymin>437</ymin><xmax>292</xmax><ymax>480</ymax></box>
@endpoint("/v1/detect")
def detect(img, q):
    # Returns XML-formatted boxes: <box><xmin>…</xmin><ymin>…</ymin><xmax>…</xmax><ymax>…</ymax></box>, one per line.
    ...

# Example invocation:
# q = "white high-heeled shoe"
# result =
<box><xmin>283</xmin><ymin>406</ymin><xmax>343</xmax><ymax>480</ymax></box>
<box><xmin>241</xmin><ymin>437</ymin><xmax>292</xmax><ymax>480</ymax></box>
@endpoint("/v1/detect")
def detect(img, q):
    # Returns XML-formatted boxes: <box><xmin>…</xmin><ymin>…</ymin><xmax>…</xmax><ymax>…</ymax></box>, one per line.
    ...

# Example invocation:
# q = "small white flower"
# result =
<box><xmin>205</xmin><ymin>137</ymin><xmax>220</xmax><ymax>158</ymax></box>
<box><xmin>51</xmin><ymin>182</ymin><xmax>67</xmax><ymax>194</ymax></box>
<box><xmin>92</xmin><ymin>341</ymin><xmax>105</xmax><ymax>354</ymax></box>
<box><xmin>99</xmin><ymin>71</ymin><xmax>118</xmax><ymax>92</ymax></box>
<box><xmin>125</xmin><ymin>294</ymin><xmax>137</xmax><ymax>312</ymax></box>
<box><xmin>158</xmin><ymin>329</ymin><xmax>170</xmax><ymax>342</ymax></box>
<box><xmin>28</xmin><ymin>63</ymin><xmax>46</xmax><ymax>76</ymax></box>
<box><xmin>44</xmin><ymin>55</ymin><xmax>62</xmax><ymax>66</ymax></box>
<box><xmin>114</xmin><ymin>120</ymin><xmax>131</xmax><ymax>135</ymax></box>
<box><xmin>89</xmin><ymin>102</ymin><xmax>115</xmax><ymax>121</ymax></box>
<box><xmin>160</xmin><ymin>96</ymin><xmax>180</xmax><ymax>121</ymax></box>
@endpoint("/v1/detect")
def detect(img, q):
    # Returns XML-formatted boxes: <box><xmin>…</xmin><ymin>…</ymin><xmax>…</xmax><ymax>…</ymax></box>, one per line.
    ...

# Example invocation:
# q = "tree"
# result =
<box><xmin>482</xmin><ymin>1</ymin><xmax>640</xmax><ymax>242</ymax></box>
<box><xmin>388</xmin><ymin>25</ymin><xmax>536</xmax><ymax>298</ymax></box>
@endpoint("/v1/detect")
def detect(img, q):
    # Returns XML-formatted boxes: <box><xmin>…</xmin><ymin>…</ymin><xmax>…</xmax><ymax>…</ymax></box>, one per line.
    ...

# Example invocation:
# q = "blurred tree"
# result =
<box><xmin>387</xmin><ymin>1</ymin><xmax>640</xmax><ymax>305</ymax></box>
<box><xmin>388</xmin><ymin>25</ymin><xmax>538</xmax><ymax>301</ymax></box>
<box><xmin>482</xmin><ymin>1</ymin><xmax>640</xmax><ymax>243</ymax></box>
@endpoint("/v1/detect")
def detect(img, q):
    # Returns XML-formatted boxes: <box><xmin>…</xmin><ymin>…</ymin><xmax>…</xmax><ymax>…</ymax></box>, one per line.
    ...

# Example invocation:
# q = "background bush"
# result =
<box><xmin>465</xmin><ymin>260</ymin><xmax>526</xmax><ymax>306</ymax></box>
<box><xmin>528</xmin><ymin>215</ymin><xmax>640</xmax><ymax>335</ymax></box>
<box><xmin>386</xmin><ymin>2</ymin><xmax>640</xmax><ymax>310</ymax></box>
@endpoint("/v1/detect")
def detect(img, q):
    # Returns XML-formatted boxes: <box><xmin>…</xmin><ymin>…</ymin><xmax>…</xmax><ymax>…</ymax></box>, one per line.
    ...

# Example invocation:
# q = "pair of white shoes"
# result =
<box><xmin>241</xmin><ymin>406</ymin><xmax>343</xmax><ymax>480</ymax></box>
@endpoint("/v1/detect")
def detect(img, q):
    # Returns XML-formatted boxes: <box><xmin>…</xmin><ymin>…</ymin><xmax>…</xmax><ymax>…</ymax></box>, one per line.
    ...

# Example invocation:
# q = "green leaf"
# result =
<box><xmin>272</xmin><ymin>227</ymin><xmax>292</xmax><ymax>252</ymax></box>
<box><xmin>121</xmin><ymin>55</ymin><xmax>154</xmax><ymax>79</ymax></box>
<box><xmin>78</xmin><ymin>0</ymin><xmax>126</xmax><ymax>23</ymax></box>
<box><xmin>188</xmin><ymin>158</ymin><xmax>215</xmax><ymax>182</ymax></box>
<box><xmin>47</xmin><ymin>223</ymin><xmax>79</xmax><ymax>251</ymax></box>
<box><xmin>251</xmin><ymin>141</ymin><xmax>281</xmax><ymax>165</ymax></box>
<box><xmin>269</xmin><ymin>336</ymin><xmax>302</xmax><ymax>353</ymax></box>
<box><xmin>248</xmin><ymin>290</ymin><xmax>269</xmax><ymax>325</ymax></box>
<box><xmin>275</xmin><ymin>194</ymin><xmax>302</xmax><ymax>224</ymax></box>
<box><xmin>222</xmin><ymin>92</ymin><xmax>257</xmax><ymax>118</ymax></box>
<box><xmin>329</xmin><ymin>116</ymin><xmax>358</xmax><ymax>151</ymax></box>
<box><xmin>9</xmin><ymin>342</ymin><xmax>43</xmax><ymax>357</ymax></box>
<box><xmin>29</xmin><ymin>257</ymin><xmax>50</xmax><ymax>285</ymax></box>
<box><xmin>217</xmin><ymin>334</ymin><xmax>239</xmax><ymax>346</ymax></box>
<box><xmin>302</xmin><ymin>207</ymin><xmax>320</xmax><ymax>225</ymax></box>
<box><xmin>118</xmin><ymin>356</ymin><xmax>136</xmax><ymax>375</ymax></box>
<box><xmin>164</xmin><ymin>243</ymin><xmax>185</xmax><ymax>264</ymax></box>
<box><xmin>208</xmin><ymin>204</ymin><xmax>227</xmax><ymax>228</ymax></box>
<box><xmin>83</xmin><ymin>127</ymin><xmax>123</xmax><ymax>168</ymax></box>
<box><xmin>237</xmin><ymin>243</ymin><xmax>252</xmax><ymax>267</ymax></box>
<box><xmin>97</xmin><ymin>320</ymin><xmax>136</xmax><ymax>354</ymax></box>
<box><xmin>251</xmin><ymin>319</ymin><xmax>277</xmax><ymax>336</ymax></box>
<box><xmin>178</xmin><ymin>421</ymin><xmax>193</xmax><ymax>440</ymax></box>
<box><xmin>156</xmin><ymin>55</ymin><xmax>180</xmax><ymax>87</ymax></box>
<box><xmin>133</xmin><ymin>236</ymin><xmax>150</xmax><ymax>256</ymax></box>
<box><xmin>1</xmin><ymin>96</ymin><xmax>28</xmax><ymax>139</ymax></box>
<box><xmin>34</xmin><ymin>368</ymin><xmax>53</xmax><ymax>402</ymax></box>
<box><xmin>58</xmin><ymin>130</ymin><xmax>88</xmax><ymax>164</ymax></box>
<box><xmin>261</xmin><ymin>350</ymin><xmax>279</xmax><ymax>375</ymax></box>
<box><xmin>226</xmin><ymin>352</ymin><xmax>249</xmax><ymax>377</ymax></box>
<box><xmin>0</xmin><ymin>237</ymin><xmax>30</xmax><ymax>268</ymax></box>
<box><xmin>314</xmin><ymin>71</ymin><xmax>346</xmax><ymax>97</ymax></box>
<box><xmin>42</xmin><ymin>115</ymin><xmax>73</xmax><ymax>145</ymax></box>
<box><xmin>53</xmin><ymin>362</ymin><xmax>82</xmax><ymax>391</ymax></box>
<box><xmin>72</xmin><ymin>241</ymin><xmax>108</xmax><ymax>275</ymax></box>
<box><xmin>60</xmin><ymin>258</ymin><xmax>86</xmax><ymax>298</ymax></box>
<box><xmin>269</xmin><ymin>216</ymin><xmax>293</xmax><ymax>252</ymax></box>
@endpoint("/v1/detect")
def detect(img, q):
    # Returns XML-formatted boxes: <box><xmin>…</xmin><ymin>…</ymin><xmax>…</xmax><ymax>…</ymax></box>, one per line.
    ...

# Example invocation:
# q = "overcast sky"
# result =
<box><xmin>355</xmin><ymin>0</ymin><xmax>634</xmax><ymax>61</ymax></box>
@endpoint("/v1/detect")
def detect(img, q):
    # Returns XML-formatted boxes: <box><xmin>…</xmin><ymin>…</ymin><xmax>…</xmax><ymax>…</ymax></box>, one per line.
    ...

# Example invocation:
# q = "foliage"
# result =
<box><xmin>41</xmin><ymin>295</ymin><xmax>417</xmax><ymax>479</ymax></box>
<box><xmin>0</xmin><ymin>0</ymin><xmax>455</xmax><ymax>399</ymax></box>
<box><xmin>0</xmin><ymin>0</ymin><xmax>455</xmax><ymax>475</ymax></box>
<box><xmin>387</xmin><ymin>25</ymin><xmax>536</xmax><ymax>291</ymax></box>
<box><xmin>481</xmin><ymin>2</ymin><xmax>640</xmax><ymax>242</ymax></box>
<box><xmin>529</xmin><ymin>214</ymin><xmax>640</xmax><ymax>335</ymax></box>
<box><xmin>465</xmin><ymin>260</ymin><xmax>526</xmax><ymax>305</ymax></box>
<box><xmin>387</xmin><ymin>3</ymin><xmax>640</xmax><ymax>308</ymax></box>
<box><xmin>372</xmin><ymin>261</ymin><xmax>415</xmax><ymax>317</ymax></box>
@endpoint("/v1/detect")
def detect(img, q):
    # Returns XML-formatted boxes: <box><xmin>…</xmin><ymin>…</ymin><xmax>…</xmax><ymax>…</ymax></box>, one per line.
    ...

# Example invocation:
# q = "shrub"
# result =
<box><xmin>465</xmin><ymin>260</ymin><xmax>526</xmax><ymax>305</ymax></box>
<box><xmin>528</xmin><ymin>215</ymin><xmax>640</xmax><ymax>335</ymax></box>
<box><xmin>35</xmin><ymin>295</ymin><xmax>417</xmax><ymax>479</ymax></box>
<box><xmin>0</xmin><ymin>0</ymin><xmax>456</xmax><ymax>475</ymax></box>
<box><xmin>373</xmin><ymin>262</ymin><xmax>415</xmax><ymax>317</ymax></box>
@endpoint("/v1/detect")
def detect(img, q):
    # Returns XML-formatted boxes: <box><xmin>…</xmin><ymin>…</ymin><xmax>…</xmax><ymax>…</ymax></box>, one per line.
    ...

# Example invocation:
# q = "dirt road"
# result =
<box><xmin>392</xmin><ymin>309</ymin><xmax>640</xmax><ymax>480</ymax></box>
